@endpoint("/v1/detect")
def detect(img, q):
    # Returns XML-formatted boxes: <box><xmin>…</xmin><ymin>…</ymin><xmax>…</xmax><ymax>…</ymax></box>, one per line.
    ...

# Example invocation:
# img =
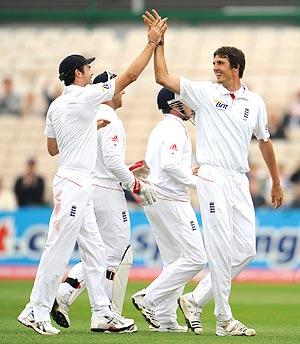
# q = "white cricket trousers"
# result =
<box><xmin>143</xmin><ymin>198</ymin><xmax>207</xmax><ymax>325</ymax></box>
<box><xmin>195</xmin><ymin>165</ymin><xmax>256</xmax><ymax>321</ymax></box>
<box><xmin>66</xmin><ymin>184</ymin><xmax>130</xmax><ymax>301</ymax></box>
<box><xmin>30</xmin><ymin>168</ymin><xmax>110</xmax><ymax>322</ymax></box>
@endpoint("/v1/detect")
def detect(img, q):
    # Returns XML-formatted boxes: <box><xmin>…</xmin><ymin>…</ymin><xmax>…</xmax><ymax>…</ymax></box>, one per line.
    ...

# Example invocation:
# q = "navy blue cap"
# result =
<box><xmin>93</xmin><ymin>71</ymin><xmax>117</xmax><ymax>84</ymax></box>
<box><xmin>157</xmin><ymin>87</ymin><xmax>175</xmax><ymax>110</ymax></box>
<box><xmin>59</xmin><ymin>54</ymin><xmax>95</xmax><ymax>81</ymax></box>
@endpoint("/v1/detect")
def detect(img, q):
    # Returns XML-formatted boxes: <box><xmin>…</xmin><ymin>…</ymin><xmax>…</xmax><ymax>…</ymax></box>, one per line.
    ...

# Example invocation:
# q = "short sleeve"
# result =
<box><xmin>86</xmin><ymin>78</ymin><xmax>116</xmax><ymax>112</ymax></box>
<box><xmin>253</xmin><ymin>96</ymin><xmax>270</xmax><ymax>141</ymax></box>
<box><xmin>180</xmin><ymin>77</ymin><xmax>211</xmax><ymax>111</ymax></box>
<box><xmin>44</xmin><ymin>107</ymin><xmax>55</xmax><ymax>138</ymax></box>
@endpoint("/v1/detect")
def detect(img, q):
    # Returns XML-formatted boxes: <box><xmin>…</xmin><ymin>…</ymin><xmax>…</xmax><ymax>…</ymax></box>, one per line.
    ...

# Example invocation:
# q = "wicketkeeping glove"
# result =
<box><xmin>125</xmin><ymin>177</ymin><xmax>156</xmax><ymax>206</ymax></box>
<box><xmin>128</xmin><ymin>160</ymin><xmax>150</xmax><ymax>181</ymax></box>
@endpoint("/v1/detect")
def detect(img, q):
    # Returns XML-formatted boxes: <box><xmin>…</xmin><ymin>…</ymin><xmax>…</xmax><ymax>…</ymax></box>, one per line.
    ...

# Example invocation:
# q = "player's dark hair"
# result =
<box><xmin>214</xmin><ymin>46</ymin><xmax>245</xmax><ymax>78</ymax></box>
<box><xmin>64</xmin><ymin>65</ymin><xmax>85</xmax><ymax>86</ymax></box>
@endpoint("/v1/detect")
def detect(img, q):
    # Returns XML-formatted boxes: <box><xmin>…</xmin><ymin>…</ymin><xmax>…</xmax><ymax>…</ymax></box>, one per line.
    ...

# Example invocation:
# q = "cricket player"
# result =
<box><xmin>17</xmin><ymin>17</ymin><xmax>167</xmax><ymax>335</ymax></box>
<box><xmin>143</xmin><ymin>9</ymin><xmax>283</xmax><ymax>337</ymax></box>
<box><xmin>132</xmin><ymin>87</ymin><xmax>207</xmax><ymax>333</ymax></box>
<box><xmin>50</xmin><ymin>71</ymin><xmax>149</xmax><ymax>332</ymax></box>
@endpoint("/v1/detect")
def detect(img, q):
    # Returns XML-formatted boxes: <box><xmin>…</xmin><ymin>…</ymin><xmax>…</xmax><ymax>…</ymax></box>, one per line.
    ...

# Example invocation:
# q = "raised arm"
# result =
<box><xmin>144</xmin><ymin>9</ymin><xmax>180</xmax><ymax>94</ymax></box>
<box><xmin>258</xmin><ymin>139</ymin><xmax>283</xmax><ymax>208</ymax></box>
<box><xmin>114</xmin><ymin>17</ymin><xmax>167</xmax><ymax>95</ymax></box>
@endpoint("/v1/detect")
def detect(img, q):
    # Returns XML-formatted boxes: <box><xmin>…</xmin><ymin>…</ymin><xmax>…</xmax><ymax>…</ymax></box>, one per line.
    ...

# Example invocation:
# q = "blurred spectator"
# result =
<box><xmin>14</xmin><ymin>158</ymin><xmax>45</xmax><ymax>207</ymax></box>
<box><xmin>249</xmin><ymin>177</ymin><xmax>267</xmax><ymax>208</ymax></box>
<box><xmin>43</xmin><ymin>84</ymin><xmax>62</xmax><ymax>116</ymax></box>
<box><xmin>0</xmin><ymin>78</ymin><xmax>22</xmax><ymax>116</ymax></box>
<box><xmin>0</xmin><ymin>177</ymin><xmax>17</xmax><ymax>211</ymax></box>
<box><xmin>268</xmin><ymin>111</ymin><xmax>287</xmax><ymax>139</ymax></box>
<box><xmin>280</xmin><ymin>89</ymin><xmax>300</xmax><ymax>135</ymax></box>
<box><xmin>289</xmin><ymin>163</ymin><xmax>300</xmax><ymax>185</ymax></box>
<box><xmin>22</xmin><ymin>92</ymin><xmax>40</xmax><ymax>117</ymax></box>
<box><xmin>289</xmin><ymin>184</ymin><xmax>300</xmax><ymax>208</ymax></box>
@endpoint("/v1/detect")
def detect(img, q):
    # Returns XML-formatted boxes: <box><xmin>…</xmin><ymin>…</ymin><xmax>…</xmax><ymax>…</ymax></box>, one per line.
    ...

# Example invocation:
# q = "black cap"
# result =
<box><xmin>157</xmin><ymin>87</ymin><xmax>175</xmax><ymax>110</ymax></box>
<box><xmin>59</xmin><ymin>54</ymin><xmax>95</xmax><ymax>81</ymax></box>
<box><xmin>93</xmin><ymin>71</ymin><xmax>117</xmax><ymax>84</ymax></box>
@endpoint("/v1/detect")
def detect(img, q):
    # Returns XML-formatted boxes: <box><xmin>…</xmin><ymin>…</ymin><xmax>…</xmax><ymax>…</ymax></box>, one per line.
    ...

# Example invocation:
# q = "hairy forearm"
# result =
<box><xmin>259</xmin><ymin>140</ymin><xmax>280</xmax><ymax>185</ymax></box>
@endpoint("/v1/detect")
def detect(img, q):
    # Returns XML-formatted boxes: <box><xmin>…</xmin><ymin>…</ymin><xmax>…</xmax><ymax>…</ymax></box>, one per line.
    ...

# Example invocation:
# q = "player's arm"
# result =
<box><xmin>47</xmin><ymin>137</ymin><xmax>59</xmax><ymax>156</ymax></box>
<box><xmin>143</xmin><ymin>9</ymin><xmax>180</xmax><ymax>94</ymax></box>
<box><xmin>114</xmin><ymin>17</ymin><xmax>167</xmax><ymax>95</ymax></box>
<box><xmin>258</xmin><ymin>139</ymin><xmax>283</xmax><ymax>208</ymax></box>
<box><xmin>161</xmin><ymin>131</ymin><xmax>197</xmax><ymax>188</ymax></box>
<box><xmin>154</xmin><ymin>43</ymin><xmax>180</xmax><ymax>94</ymax></box>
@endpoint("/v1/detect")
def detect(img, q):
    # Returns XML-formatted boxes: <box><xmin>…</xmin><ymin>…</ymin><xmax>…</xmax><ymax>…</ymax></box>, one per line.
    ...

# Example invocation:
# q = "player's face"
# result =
<box><xmin>213</xmin><ymin>55</ymin><xmax>235</xmax><ymax>87</ymax></box>
<box><xmin>81</xmin><ymin>64</ymin><xmax>93</xmax><ymax>85</ymax></box>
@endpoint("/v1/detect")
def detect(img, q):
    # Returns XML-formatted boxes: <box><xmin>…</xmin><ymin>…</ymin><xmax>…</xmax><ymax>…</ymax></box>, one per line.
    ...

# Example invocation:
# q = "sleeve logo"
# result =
<box><xmin>111</xmin><ymin>135</ymin><xmax>119</xmax><ymax>142</ymax></box>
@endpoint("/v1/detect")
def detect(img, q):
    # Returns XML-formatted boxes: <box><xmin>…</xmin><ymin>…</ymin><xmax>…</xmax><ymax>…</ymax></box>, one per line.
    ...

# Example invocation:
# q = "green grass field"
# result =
<box><xmin>1</xmin><ymin>280</ymin><xmax>299</xmax><ymax>344</ymax></box>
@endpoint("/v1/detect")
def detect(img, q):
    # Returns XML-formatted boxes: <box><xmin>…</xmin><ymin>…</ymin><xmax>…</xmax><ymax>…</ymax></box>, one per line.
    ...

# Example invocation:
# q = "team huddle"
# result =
<box><xmin>17</xmin><ymin>9</ymin><xmax>283</xmax><ymax>336</ymax></box>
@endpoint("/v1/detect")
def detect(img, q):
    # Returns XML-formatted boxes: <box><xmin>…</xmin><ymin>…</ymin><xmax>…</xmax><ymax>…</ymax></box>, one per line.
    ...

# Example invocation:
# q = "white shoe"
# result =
<box><xmin>32</xmin><ymin>321</ymin><xmax>61</xmax><ymax>335</ymax></box>
<box><xmin>178</xmin><ymin>293</ymin><xmax>203</xmax><ymax>335</ymax></box>
<box><xmin>51</xmin><ymin>285</ymin><xmax>71</xmax><ymax>328</ymax></box>
<box><xmin>91</xmin><ymin>312</ymin><xmax>135</xmax><ymax>333</ymax></box>
<box><xmin>18</xmin><ymin>305</ymin><xmax>60</xmax><ymax>335</ymax></box>
<box><xmin>149</xmin><ymin>323</ymin><xmax>188</xmax><ymax>333</ymax></box>
<box><xmin>132</xmin><ymin>292</ymin><xmax>160</xmax><ymax>328</ymax></box>
<box><xmin>104</xmin><ymin>324</ymin><xmax>138</xmax><ymax>333</ymax></box>
<box><xmin>216</xmin><ymin>318</ymin><xmax>256</xmax><ymax>336</ymax></box>
<box><xmin>17</xmin><ymin>303</ymin><xmax>35</xmax><ymax>329</ymax></box>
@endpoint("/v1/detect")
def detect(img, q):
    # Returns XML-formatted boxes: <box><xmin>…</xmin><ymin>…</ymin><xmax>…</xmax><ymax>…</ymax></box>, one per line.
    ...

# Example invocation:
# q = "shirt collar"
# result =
<box><xmin>218</xmin><ymin>82</ymin><xmax>250</xmax><ymax>100</ymax></box>
<box><xmin>164</xmin><ymin>113</ymin><xmax>187</xmax><ymax>127</ymax></box>
<box><xmin>62</xmin><ymin>84</ymin><xmax>84</xmax><ymax>95</ymax></box>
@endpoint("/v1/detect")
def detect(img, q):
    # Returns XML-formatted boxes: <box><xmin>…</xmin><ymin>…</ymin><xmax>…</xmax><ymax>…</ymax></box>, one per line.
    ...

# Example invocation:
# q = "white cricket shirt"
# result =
<box><xmin>45</xmin><ymin>80</ymin><xmax>115</xmax><ymax>173</ymax></box>
<box><xmin>180</xmin><ymin>78</ymin><xmax>270</xmax><ymax>172</ymax></box>
<box><xmin>92</xmin><ymin>104</ymin><xmax>133</xmax><ymax>188</ymax></box>
<box><xmin>146</xmin><ymin>114</ymin><xmax>198</xmax><ymax>201</ymax></box>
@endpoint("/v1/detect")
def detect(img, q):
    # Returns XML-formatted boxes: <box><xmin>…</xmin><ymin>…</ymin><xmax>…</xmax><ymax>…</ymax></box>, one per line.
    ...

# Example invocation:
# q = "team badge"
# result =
<box><xmin>111</xmin><ymin>135</ymin><xmax>119</xmax><ymax>142</ymax></box>
<box><xmin>190</xmin><ymin>221</ymin><xmax>197</xmax><ymax>231</ymax></box>
<box><xmin>209</xmin><ymin>202</ymin><xmax>215</xmax><ymax>213</ymax></box>
<box><xmin>70</xmin><ymin>205</ymin><xmax>77</xmax><ymax>217</ymax></box>
<box><xmin>243</xmin><ymin>108</ymin><xmax>249</xmax><ymax>120</ymax></box>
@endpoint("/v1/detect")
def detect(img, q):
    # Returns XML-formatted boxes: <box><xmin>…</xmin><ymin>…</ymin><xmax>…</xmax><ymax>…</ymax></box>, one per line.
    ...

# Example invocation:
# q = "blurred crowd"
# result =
<box><xmin>0</xmin><ymin>77</ymin><xmax>299</xmax><ymax>211</ymax></box>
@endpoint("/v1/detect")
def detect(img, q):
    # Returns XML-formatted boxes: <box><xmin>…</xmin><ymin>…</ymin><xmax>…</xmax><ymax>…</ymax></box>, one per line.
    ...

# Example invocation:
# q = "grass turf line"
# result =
<box><xmin>0</xmin><ymin>280</ymin><xmax>299</xmax><ymax>344</ymax></box>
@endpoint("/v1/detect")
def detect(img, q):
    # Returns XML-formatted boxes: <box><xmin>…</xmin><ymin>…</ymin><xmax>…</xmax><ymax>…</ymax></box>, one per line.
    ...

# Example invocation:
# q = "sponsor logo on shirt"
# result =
<box><xmin>102</xmin><ymin>82</ymin><xmax>110</xmax><ymax>90</ymax></box>
<box><xmin>169</xmin><ymin>144</ymin><xmax>178</xmax><ymax>151</ymax></box>
<box><xmin>111</xmin><ymin>135</ymin><xmax>119</xmax><ymax>142</ymax></box>
<box><xmin>214</xmin><ymin>99</ymin><xmax>228</xmax><ymax>110</ymax></box>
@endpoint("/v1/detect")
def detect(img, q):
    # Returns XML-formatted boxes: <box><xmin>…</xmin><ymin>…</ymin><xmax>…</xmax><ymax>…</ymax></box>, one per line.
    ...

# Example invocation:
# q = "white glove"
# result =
<box><xmin>128</xmin><ymin>160</ymin><xmax>150</xmax><ymax>181</ymax></box>
<box><xmin>124</xmin><ymin>177</ymin><xmax>156</xmax><ymax>206</ymax></box>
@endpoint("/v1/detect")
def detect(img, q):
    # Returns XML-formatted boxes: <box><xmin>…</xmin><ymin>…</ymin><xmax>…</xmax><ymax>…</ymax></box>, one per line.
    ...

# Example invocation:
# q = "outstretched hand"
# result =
<box><xmin>143</xmin><ymin>9</ymin><xmax>167</xmax><ymax>45</ymax></box>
